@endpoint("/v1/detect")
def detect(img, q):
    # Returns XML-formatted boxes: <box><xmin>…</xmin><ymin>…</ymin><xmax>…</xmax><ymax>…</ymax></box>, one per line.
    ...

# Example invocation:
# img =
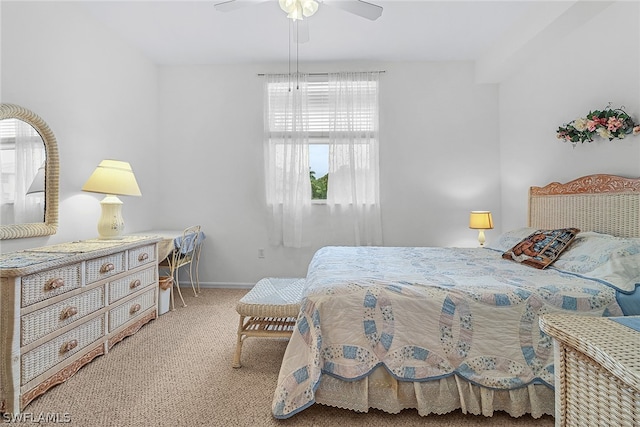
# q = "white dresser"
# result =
<box><xmin>0</xmin><ymin>236</ymin><xmax>161</xmax><ymax>414</ymax></box>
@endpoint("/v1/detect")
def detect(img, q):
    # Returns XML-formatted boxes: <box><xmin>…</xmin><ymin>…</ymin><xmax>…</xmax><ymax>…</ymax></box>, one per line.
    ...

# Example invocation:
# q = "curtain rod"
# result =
<box><xmin>257</xmin><ymin>71</ymin><xmax>385</xmax><ymax>76</ymax></box>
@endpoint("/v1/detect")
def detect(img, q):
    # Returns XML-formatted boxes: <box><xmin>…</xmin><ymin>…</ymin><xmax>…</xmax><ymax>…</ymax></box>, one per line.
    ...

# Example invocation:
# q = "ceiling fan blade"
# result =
<box><xmin>293</xmin><ymin>19</ymin><xmax>310</xmax><ymax>44</ymax></box>
<box><xmin>322</xmin><ymin>0</ymin><xmax>383</xmax><ymax>21</ymax></box>
<box><xmin>213</xmin><ymin>0</ymin><xmax>267</xmax><ymax>12</ymax></box>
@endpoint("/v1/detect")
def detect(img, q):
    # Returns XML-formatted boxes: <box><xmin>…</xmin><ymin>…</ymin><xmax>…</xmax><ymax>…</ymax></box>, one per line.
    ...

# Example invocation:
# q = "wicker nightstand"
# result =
<box><xmin>539</xmin><ymin>314</ymin><xmax>640</xmax><ymax>427</ymax></box>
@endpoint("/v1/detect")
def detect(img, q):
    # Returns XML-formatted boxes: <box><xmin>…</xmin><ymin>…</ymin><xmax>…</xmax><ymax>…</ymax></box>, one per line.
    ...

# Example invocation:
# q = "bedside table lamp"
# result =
<box><xmin>469</xmin><ymin>211</ymin><xmax>493</xmax><ymax>246</ymax></box>
<box><xmin>82</xmin><ymin>159</ymin><xmax>142</xmax><ymax>239</ymax></box>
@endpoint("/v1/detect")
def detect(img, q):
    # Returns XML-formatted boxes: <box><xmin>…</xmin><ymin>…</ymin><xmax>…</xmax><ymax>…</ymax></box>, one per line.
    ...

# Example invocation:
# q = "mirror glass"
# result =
<box><xmin>1</xmin><ymin>118</ymin><xmax>47</xmax><ymax>224</ymax></box>
<box><xmin>0</xmin><ymin>104</ymin><xmax>59</xmax><ymax>239</ymax></box>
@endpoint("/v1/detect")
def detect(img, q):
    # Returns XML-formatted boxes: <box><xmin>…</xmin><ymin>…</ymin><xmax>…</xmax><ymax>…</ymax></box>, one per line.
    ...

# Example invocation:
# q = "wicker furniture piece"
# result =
<box><xmin>528</xmin><ymin>174</ymin><xmax>640</xmax><ymax>237</ymax></box>
<box><xmin>0</xmin><ymin>236</ymin><xmax>160</xmax><ymax>414</ymax></box>
<box><xmin>233</xmin><ymin>277</ymin><xmax>304</xmax><ymax>368</ymax></box>
<box><xmin>539</xmin><ymin>314</ymin><xmax>640</xmax><ymax>427</ymax></box>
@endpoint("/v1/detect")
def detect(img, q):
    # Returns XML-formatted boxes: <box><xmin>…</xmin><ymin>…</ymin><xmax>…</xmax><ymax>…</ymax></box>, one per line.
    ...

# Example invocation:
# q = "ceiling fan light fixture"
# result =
<box><xmin>279</xmin><ymin>0</ymin><xmax>318</xmax><ymax>20</ymax></box>
<box><xmin>287</xmin><ymin>7</ymin><xmax>303</xmax><ymax>20</ymax></box>
<box><xmin>301</xmin><ymin>0</ymin><xmax>318</xmax><ymax>17</ymax></box>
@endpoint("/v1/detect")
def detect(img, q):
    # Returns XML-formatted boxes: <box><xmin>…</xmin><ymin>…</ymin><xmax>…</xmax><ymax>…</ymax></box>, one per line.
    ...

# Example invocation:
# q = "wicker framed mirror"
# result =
<box><xmin>0</xmin><ymin>103</ymin><xmax>59</xmax><ymax>239</ymax></box>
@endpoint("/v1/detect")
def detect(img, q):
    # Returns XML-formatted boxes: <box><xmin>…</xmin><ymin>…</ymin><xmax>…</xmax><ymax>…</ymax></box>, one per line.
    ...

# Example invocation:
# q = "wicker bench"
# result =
<box><xmin>233</xmin><ymin>277</ymin><xmax>305</xmax><ymax>368</ymax></box>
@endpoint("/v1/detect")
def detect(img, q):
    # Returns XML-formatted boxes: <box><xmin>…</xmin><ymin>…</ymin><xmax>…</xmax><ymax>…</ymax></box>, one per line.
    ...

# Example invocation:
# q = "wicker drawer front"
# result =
<box><xmin>85</xmin><ymin>252</ymin><xmax>125</xmax><ymax>284</ymax></box>
<box><xmin>128</xmin><ymin>244</ymin><xmax>156</xmax><ymax>269</ymax></box>
<box><xmin>21</xmin><ymin>316</ymin><xmax>105</xmax><ymax>385</ymax></box>
<box><xmin>21</xmin><ymin>287</ymin><xmax>105</xmax><ymax>346</ymax></box>
<box><xmin>108</xmin><ymin>288</ymin><xmax>156</xmax><ymax>332</ymax></box>
<box><xmin>108</xmin><ymin>267</ymin><xmax>156</xmax><ymax>304</ymax></box>
<box><xmin>21</xmin><ymin>264</ymin><xmax>82</xmax><ymax>307</ymax></box>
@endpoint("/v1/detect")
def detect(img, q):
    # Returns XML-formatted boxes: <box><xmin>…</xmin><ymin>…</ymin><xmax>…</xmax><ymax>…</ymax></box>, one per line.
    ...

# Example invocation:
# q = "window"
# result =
<box><xmin>266</xmin><ymin>75</ymin><xmax>378</xmax><ymax>200</ymax></box>
<box><xmin>263</xmin><ymin>71</ymin><xmax>382</xmax><ymax>247</ymax></box>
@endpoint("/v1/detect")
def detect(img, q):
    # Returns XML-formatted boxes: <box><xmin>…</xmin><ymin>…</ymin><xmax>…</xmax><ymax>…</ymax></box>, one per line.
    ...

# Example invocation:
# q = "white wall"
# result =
<box><xmin>1</xmin><ymin>2</ymin><xmax>159</xmax><ymax>253</ymax></box>
<box><xmin>157</xmin><ymin>61</ymin><xmax>500</xmax><ymax>285</ymax></box>
<box><xmin>499</xmin><ymin>1</ymin><xmax>640</xmax><ymax>231</ymax></box>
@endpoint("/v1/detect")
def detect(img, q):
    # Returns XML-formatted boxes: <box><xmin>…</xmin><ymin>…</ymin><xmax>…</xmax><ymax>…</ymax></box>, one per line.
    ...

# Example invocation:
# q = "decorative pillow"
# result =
<box><xmin>552</xmin><ymin>232</ymin><xmax>640</xmax><ymax>293</ymax></box>
<box><xmin>502</xmin><ymin>228</ymin><xmax>580</xmax><ymax>269</ymax></box>
<box><xmin>486</xmin><ymin>227</ymin><xmax>537</xmax><ymax>252</ymax></box>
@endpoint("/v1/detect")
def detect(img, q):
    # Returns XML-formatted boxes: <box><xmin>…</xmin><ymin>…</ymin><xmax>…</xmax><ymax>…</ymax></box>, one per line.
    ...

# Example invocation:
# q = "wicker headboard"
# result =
<box><xmin>528</xmin><ymin>174</ymin><xmax>640</xmax><ymax>238</ymax></box>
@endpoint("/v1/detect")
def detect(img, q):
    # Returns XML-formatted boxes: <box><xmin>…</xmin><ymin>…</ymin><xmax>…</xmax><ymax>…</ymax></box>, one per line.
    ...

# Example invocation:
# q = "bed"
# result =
<box><xmin>272</xmin><ymin>174</ymin><xmax>640</xmax><ymax>419</ymax></box>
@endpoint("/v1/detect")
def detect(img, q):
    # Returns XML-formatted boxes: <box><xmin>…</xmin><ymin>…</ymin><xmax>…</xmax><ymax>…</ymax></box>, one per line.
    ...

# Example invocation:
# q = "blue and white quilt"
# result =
<box><xmin>272</xmin><ymin>245</ymin><xmax>636</xmax><ymax>418</ymax></box>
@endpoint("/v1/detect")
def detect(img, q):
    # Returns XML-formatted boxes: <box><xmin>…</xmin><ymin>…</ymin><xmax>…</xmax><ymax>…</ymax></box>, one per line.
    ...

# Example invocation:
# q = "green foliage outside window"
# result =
<box><xmin>310</xmin><ymin>171</ymin><xmax>328</xmax><ymax>200</ymax></box>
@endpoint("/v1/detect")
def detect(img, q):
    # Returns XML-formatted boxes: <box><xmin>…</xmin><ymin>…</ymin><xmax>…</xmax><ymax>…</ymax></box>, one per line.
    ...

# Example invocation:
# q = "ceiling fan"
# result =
<box><xmin>214</xmin><ymin>0</ymin><xmax>382</xmax><ymax>81</ymax></box>
<box><xmin>214</xmin><ymin>0</ymin><xmax>383</xmax><ymax>41</ymax></box>
<box><xmin>214</xmin><ymin>0</ymin><xmax>382</xmax><ymax>20</ymax></box>
<box><xmin>214</xmin><ymin>0</ymin><xmax>382</xmax><ymax>43</ymax></box>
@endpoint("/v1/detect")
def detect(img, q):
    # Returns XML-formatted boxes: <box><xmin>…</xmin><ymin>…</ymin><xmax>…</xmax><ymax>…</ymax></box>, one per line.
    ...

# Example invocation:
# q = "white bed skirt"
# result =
<box><xmin>314</xmin><ymin>366</ymin><xmax>555</xmax><ymax>419</ymax></box>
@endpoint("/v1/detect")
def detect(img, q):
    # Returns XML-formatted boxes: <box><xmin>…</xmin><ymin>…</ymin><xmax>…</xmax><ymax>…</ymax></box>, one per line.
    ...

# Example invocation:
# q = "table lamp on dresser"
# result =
<box><xmin>82</xmin><ymin>159</ymin><xmax>142</xmax><ymax>239</ymax></box>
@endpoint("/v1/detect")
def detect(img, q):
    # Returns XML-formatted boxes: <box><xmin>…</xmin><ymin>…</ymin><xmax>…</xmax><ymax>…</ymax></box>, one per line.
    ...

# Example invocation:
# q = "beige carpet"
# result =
<box><xmin>26</xmin><ymin>289</ymin><xmax>554</xmax><ymax>426</ymax></box>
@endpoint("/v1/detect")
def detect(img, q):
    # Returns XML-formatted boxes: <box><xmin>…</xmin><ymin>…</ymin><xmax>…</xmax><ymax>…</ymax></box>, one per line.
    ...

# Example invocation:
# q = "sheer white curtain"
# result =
<box><xmin>327</xmin><ymin>71</ymin><xmax>383</xmax><ymax>246</ymax></box>
<box><xmin>13</xmin><ymin>120</ymin><xmax>46</xmax><ymax>223</ymax></box>
<box><xmin>263</xmin><ymin>74</ymin><xmax>311</xmax><ymax>248</ymax></box>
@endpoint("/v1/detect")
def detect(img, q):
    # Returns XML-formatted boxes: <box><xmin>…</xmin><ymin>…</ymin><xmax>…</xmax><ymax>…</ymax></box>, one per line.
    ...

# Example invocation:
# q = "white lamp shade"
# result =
<box><xmin>469</xmin><ymin>211</ymin><xmax>494</xmax><ymax>230</ymax></box>
<box><xmin>82</xmin><ymin>159</ymin><xmax>142</xmax><ymax>197</ymax></box>
<box><xmin>26</xmin><ymin>162</ymin><xmax>46</xmax><ymax>195</ymax></box>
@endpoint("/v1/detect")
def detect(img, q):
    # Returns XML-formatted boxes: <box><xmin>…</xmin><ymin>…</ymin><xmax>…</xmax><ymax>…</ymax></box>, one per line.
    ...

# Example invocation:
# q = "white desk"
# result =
<box><xmin>131</xmin><ymin>230</ymin><xmax>183</xmax><ymax>262</ymax></box>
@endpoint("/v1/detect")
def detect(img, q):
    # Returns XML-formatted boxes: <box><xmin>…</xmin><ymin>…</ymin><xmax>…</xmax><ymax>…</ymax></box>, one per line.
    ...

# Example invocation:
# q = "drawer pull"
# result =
<box><xmin>60</xmin><ymin>339</ymin><xmax>78</xmax><ymax>354</ymax></box>
<box><xmin>138</xmin><ymin>253</ymin><xmax>149</xmax><ymax>262</ymax></box>
<box><xmin>100</xmin><ymin>263</ymin><xmax>115</xmax><ymax>273</ymax></box>
<box><xmin>60</xmin><ymin>306</ymin><xmax>78</xmax><ymax>321</ymax></box>
<box><xmin>130</xmin><ymin>303</ymin><xmax>141</xmax><ymax>314</ymax></box>
<box><xmin>129</xmin><ymin>279</ymin><xmax>141</xmax><ymax>289</ymax></box>
<box><xmin>44</xmin><ymin>278</ymin><xmax>65</xmax><ymax>291</ymax></box>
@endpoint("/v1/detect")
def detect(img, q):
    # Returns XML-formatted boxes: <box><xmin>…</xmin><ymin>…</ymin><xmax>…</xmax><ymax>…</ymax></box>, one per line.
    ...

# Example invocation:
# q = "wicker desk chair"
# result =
<box><xmin>159</xmin><ymin>225</ymin><xmax>203</xmax><ymax>310</ymax></box>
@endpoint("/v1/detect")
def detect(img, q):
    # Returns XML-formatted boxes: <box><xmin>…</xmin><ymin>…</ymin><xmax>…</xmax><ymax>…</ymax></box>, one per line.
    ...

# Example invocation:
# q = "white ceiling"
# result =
<box><xmin>79</xmin><ymin>0</ymin><xmax>539</xmax><ymax>65</ymax></box>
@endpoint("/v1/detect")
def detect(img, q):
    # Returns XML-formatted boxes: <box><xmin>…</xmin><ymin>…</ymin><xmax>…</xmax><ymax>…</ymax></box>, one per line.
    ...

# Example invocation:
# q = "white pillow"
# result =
<box><xmin>552</xmin><ymin>231</ymin><xmax>640</xmax><ymax>293</ymax></box>
<box><xmin>486</xmin><ymin>227</ymin><xmax>537</xmax><ymax>252</ymax></box>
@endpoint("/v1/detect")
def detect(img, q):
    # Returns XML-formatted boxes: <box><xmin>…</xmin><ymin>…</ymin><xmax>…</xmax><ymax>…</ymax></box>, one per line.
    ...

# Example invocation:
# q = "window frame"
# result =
<box><xmin>265</xmin><ymin>74</ymin><xmax>379</xmax><ymax>203</ymax></box>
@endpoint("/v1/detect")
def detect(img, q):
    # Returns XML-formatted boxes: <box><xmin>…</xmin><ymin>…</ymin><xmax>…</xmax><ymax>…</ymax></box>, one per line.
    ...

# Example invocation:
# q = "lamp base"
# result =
<box><xmin>97</xmin><ymin>195</ymin><xmax>126</xmax><ymax>240</ymax></box>
<box><xmin>477</xmin><ymin>229</ymin><xmax>486</xmax><ymax>246</ymax></box>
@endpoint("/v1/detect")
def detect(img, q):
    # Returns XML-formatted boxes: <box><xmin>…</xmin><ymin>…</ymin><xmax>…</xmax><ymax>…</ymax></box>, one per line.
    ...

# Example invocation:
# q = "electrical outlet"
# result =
<box><xmin>258</xmin><ymin>248</ymin><xmax>265</xmax><ymax>258</ymax></box>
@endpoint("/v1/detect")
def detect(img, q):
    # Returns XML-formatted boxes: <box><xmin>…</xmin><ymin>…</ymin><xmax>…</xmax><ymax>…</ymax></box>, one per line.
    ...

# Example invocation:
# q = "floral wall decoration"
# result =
<box><xmin>557</xmin><ymin>104</ymin><xmax>640</xmax><ymax>147</ymax></box>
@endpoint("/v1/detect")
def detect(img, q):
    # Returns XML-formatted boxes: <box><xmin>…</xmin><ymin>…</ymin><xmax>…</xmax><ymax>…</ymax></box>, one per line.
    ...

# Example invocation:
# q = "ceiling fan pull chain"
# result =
<box><xmin>288</xmin><ymin>20</ymin><xmax>292</xmax><ymax>92</ymax></box>
<box><xmin>296</xmin><ymin>21</ymin><xmax>300</xmax><ymax>90</ymax></box>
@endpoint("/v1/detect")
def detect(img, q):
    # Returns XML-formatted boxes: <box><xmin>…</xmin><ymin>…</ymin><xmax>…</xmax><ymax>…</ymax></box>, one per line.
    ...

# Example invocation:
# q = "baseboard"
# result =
<box><xmin>177</xmin><ymin>282</ymin><xmax>254</xmax><ymax>289</ymax></box>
